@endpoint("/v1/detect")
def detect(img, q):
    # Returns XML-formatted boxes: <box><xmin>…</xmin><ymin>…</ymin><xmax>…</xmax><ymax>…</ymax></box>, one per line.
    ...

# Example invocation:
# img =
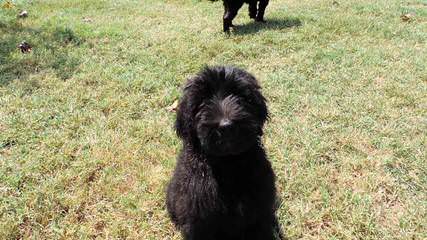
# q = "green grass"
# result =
<box><xmin>1</xmin><ymin>0</ymin><xmax>426</xmax><ymax>239</ymax></box>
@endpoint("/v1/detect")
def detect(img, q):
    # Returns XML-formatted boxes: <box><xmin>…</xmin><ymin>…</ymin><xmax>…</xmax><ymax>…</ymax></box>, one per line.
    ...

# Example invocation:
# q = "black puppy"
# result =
<box><xmin>167</xmin><ymin>66</ymin><xmax>282</xmax><ymax>240</ymax></box>
<box><xmin>223</xmin><ymin>0</ymin><xmax>270</xmax><ymax>32</ymax></box>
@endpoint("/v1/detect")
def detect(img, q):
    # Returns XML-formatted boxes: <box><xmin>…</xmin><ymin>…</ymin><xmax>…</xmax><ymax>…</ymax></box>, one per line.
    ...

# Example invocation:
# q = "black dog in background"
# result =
<box><xmin>167</xmin><ymin>66</ymin><xmax>282</xmax><ymax>240</ymax></box>
<box><xmin>223</xmin><ymin>0</ymin><xmax>270</xmax><ymax>32</ymax></box>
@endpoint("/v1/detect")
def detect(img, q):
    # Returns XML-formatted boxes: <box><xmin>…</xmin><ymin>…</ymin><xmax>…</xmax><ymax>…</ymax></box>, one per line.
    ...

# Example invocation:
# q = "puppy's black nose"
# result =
<box><xmin>219</xmin><ymin>118</ymin><xmax>232</xmax><ymax>128</ymax></box>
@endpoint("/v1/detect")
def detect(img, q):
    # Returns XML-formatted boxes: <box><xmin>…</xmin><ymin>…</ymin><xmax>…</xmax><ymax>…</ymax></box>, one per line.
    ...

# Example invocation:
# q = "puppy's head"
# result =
<box><xmin>175</xmin><ymin>66</ymin><xmax>268</xmax><ymax>156</ymax></box>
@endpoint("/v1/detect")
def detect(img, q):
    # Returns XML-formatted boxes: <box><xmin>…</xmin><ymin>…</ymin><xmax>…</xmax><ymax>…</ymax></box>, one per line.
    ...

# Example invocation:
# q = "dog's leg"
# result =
<box><xmin>223</xmin><ymin>2</ymin><xmax>243</xmax><ymax>32</ymax></box>
<box><xmin>256</xmin><ymin>0</ymin><xmax>269</xmax><ymax>22</ymax></box>
<box><xmin>249</xmin><ymin>1</ymin><xmax>257</xmax><ymax>19</ymax></box>
<box><xmin>223</xmin><ymin>9</ymin><xmax>238</xmax><ymax>32</ymax></box>
<box><xmin>223</xmin><ymin>6</ymin><xmax>231</xmax><ymax>32</ymax></box>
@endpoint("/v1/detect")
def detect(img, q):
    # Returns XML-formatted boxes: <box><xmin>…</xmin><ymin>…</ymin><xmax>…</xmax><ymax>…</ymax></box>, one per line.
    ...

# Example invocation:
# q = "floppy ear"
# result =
<box><xmin>251</xmin><ymin>86</ymin><xmax>269</xmax><ymax>136</ymax></box>
<box><xmin>253</xmin><ymin>87</ymin><xmax>269</xmax><ymax>126</ymax></box>
<box><xmin>175</xmin><ymin>79</ymin><xmax>199</xmax><ymax>143</ymax></box>
<box><xmin>175</xmin><ymin>93</ymin><xmax>191</xmax><ymax>139</ymax></box>
<box><xmin>230</xmin><ymin>66</ymin><xmax>269</xmax><ymax>127</ymax></box>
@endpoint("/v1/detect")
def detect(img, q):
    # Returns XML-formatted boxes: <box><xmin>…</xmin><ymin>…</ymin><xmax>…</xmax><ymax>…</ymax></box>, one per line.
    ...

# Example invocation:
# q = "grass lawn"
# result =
<box><xmin>1</xmin><ymin>0</ymin><xmax>426</xmax><ymax>239</ymax></box>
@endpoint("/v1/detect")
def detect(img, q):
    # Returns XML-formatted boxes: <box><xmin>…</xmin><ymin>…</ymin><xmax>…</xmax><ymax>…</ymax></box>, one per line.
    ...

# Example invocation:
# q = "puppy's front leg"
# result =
<box><xmin>256</xmin><ymin>0</ymin><xmax>269</xmax><ymax>22</ymax></box>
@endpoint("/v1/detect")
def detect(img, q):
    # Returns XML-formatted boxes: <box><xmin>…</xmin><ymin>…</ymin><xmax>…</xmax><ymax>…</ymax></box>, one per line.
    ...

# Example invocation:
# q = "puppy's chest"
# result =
<box><xmin>230</xmin><ymin>200</ymin><xmax>248</xmax><ymax>217</ymax></box>
<box><xmin>220</xmin><ymin>198</ymin><xmax>258</xmax><ymax>229</ymax></box>
<box><xmin>215</xmin><ymin>200</ymin><xmax>254</xmax><ymax>235</ymax></box>
<box><xmin>218</xmin><ymin>183</ymin><xmax>257</xmax><ymax>217</ymax></box>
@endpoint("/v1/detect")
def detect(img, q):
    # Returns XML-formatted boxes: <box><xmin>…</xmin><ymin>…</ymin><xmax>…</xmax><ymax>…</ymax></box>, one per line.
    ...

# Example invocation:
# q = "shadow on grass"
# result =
<box><xmin>234</xmin><ymin>17</ymin><xmax>302</xmax><ymax>35</ymax></box>
<box><xmin>0</xmin><ymin>19</ymin><xmax>83</xmax><ymax>86</ymax></box>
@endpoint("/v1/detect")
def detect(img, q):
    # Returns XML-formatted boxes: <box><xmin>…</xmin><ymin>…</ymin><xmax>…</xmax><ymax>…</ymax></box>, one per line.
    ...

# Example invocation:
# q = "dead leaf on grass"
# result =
<box><xmin>1</xmin><ymin>0</ymin><xmax>14</xmax><ymax>9</ymax></box>
<box><xmin>400</xmin><ymin>13</ymin><xmax>416</xmax><ymax>22</ymax></box>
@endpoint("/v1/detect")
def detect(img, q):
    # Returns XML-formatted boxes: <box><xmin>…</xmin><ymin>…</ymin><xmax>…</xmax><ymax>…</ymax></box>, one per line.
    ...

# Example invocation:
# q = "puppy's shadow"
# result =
<box><xmin>234</xmin><ymin>17</ymin><xmax>302</xmax><ymax>35</ymax></box>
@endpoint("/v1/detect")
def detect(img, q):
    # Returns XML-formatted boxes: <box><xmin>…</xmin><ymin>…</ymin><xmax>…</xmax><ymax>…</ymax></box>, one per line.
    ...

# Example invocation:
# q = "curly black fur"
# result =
<box><xmin>166</xmin><ymin>66</ymin><xmax>282</xmax><ymax>240</ymax></box>
<box><xmin>223</xmin><ymin>0</ymin><xmax>270</xmax><ymax>32</ymax></box>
